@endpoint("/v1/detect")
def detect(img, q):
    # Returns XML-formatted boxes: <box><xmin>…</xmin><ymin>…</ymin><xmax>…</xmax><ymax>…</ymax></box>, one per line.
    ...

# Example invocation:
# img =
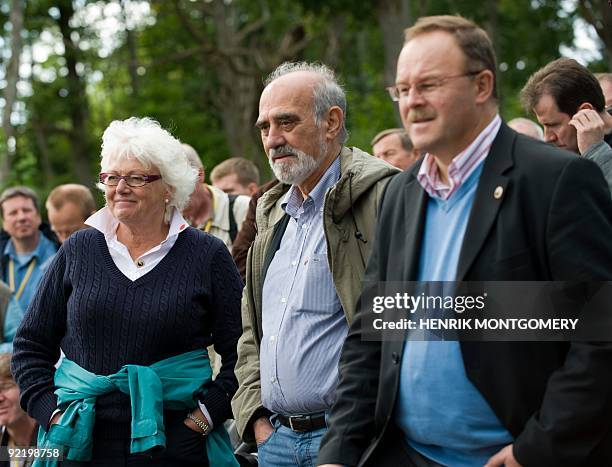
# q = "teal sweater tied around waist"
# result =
<box><xmin>33</xmin><ymin>349</ymin><xmax>238</xmax><ymax>467</ymax></box>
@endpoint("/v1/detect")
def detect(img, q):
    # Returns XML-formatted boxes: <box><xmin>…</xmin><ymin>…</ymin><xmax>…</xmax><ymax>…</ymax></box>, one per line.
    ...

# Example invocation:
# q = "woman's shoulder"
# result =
<box><xmin>61</xmin><ymin>227</ymin><xmax>104</xmax><ymax>252</ymax></box>
<box><xmin>179</xmin><ymin>227</ymin><xmax>229</xmax><ymax>257</ymax></box>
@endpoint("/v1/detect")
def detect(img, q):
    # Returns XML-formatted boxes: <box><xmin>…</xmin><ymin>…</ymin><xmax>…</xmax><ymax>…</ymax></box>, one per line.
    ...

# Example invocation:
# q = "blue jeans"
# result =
<box><xmin>257</xmin><ymin>417</ymin><xmax>327</xmax><ymax>467</ymax></box>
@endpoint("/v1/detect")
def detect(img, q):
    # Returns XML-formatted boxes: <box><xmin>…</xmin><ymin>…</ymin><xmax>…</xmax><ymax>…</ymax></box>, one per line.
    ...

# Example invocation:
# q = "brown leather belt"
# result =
<box><xmin>277</xmin><ymin>413</ymin><xmax>327</xmax><ymax>432</ymax></box>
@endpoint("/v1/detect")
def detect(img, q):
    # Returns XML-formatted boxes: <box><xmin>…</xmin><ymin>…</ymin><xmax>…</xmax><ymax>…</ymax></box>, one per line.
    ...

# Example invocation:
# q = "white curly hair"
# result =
<box><xmin>98</xmin><ymin>117</ymin><xmax>198</xmax><ymax>223</ymax></box>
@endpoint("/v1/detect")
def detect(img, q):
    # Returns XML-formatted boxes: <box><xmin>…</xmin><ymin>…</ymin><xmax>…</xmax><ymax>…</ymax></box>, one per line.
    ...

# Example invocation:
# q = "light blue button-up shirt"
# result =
<box><xmin>260</xmin><ymin>157</ymin><xmax>347</xmax><ymax>415</ymax></box>
<box><xmin>3</xmin><ymin>232</ymin><xmax>57</xmax><ymax>311</ymax></box>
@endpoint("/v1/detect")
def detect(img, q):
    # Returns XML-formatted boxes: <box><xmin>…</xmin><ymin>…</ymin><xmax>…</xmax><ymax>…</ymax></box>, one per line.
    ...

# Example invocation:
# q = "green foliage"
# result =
<box><xmin>0</xmin><ymin>0</ymin><xmax>598</xmax><ymax>198</ymax></box>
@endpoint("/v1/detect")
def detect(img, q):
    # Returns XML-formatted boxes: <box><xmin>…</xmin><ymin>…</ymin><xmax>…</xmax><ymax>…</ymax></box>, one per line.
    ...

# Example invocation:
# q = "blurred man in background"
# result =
<box><xmin>211</xmin><ymin>157</ymin><xmax>261</xmax><ymax>197</ymax></box>
<box><xmin>0</xmin><ymin>187</ymin><xmax>58</xmax><ymax>311</ymax></box>
<box><xmin>46</xmin><ymin>184</ymin><xmax>97</xmax><ymax>244</ymax></box>
<box><xmin>595</xmin><ymin>72</ymin><xmax>612</xmax><ymax>108</ymax></box>
<box><xmin>371</xmin><ymin>128</ymin><xmax>421</xmax><ymax>170</ymax></box>
<box><xmin>182</xmin><ymin>144</ymin><xmax>250</xmax><ymax>250</ymax></box>
<box><xmin>507</xmin><ymin>117</ymin><xmax>544</xmax><ymax>140</ymax></box>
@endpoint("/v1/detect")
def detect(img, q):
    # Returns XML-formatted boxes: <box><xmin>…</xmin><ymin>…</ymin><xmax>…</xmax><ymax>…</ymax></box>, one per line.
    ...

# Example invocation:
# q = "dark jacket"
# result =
<box><xmin>317</xmin><ymin>124</ymin><xmax>612</xmax><ymax>467</ymax></box>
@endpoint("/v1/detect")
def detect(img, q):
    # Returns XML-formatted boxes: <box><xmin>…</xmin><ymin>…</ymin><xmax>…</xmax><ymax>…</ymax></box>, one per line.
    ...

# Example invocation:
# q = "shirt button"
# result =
<box><xmin>270</xmin><ymin>377</ymin><xmax>276</xmax><ymax>383</ymax></box>
<box><xmin>301</xmin><ymin>224</ymin><xmax>307</xmax><ymax>229</ymax></box>
<box><xmin>291</xmin><ymin>261</ymin><xmax>297</xmax><ymax>267</ymax></box>
<box><xmin>270</xmin><ymin>335</ymin><xmax>276</xmax><ymax>342</ymax></box>
<box><xmin>136</xmin><ymin>259</ymin><xmax>144</xmax><ymax>267</ymax></box>
<box><xmin>281</xmin><ymin>297</ymin><xmax>287</xmax><ymax>303</ymax></box>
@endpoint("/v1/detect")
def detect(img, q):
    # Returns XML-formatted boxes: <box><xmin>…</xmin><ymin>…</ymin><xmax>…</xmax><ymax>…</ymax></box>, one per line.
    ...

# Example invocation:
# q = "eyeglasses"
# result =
<box><xmin>387</xmin><ymin>71</ymin><xmax>483</xmax><ymax>101</ymax></box>
<box><xmin>99</xmin><ymin>173</ymin><xmax>162</xmax><ymax>187</ymax></box>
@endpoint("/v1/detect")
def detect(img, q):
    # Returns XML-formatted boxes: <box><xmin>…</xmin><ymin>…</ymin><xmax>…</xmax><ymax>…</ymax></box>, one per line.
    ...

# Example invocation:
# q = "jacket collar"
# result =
<box><xmin>255</xmin><ymin>146</ymin><xmax>400</xmax><ymax>232</ymax></box>
<box><xmin>456</xmin><ymin>122</ymin><xmax>515</xmax><ymax>280</ymax></box>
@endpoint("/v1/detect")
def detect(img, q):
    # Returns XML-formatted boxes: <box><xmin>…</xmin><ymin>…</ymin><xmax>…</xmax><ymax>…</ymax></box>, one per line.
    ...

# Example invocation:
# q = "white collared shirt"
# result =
<box><xmin>417</xmin><ymin>114</ymin><xmax>502</xmax><ymax>200</ymax></box>
<box><xmin>85</xmin><ymin>207</ymin><xmax>189</xmax><ymax>280</ymax></box>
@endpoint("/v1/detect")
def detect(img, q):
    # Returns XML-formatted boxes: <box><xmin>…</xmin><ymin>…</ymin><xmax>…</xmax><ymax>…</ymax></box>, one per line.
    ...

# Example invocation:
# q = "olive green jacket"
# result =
<box><xmin>231</xmin><ymin>146</ymin><xmax>399</xmax><ymax>442</ymax></box>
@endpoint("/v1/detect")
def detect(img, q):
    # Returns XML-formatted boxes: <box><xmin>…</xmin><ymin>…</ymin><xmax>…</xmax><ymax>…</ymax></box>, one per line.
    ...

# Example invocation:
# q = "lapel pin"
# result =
<box><xmin>494</xmin><ymin>186</ymin><xmax>503</xmax><ymax>199</ymax></box>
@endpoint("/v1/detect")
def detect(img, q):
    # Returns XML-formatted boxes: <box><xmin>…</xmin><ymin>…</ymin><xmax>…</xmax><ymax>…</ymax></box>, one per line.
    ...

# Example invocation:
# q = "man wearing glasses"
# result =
<box><xmin>318</xmin><ymin>15</ymin><xmax>612</xmax><ymax>467</ymax></box>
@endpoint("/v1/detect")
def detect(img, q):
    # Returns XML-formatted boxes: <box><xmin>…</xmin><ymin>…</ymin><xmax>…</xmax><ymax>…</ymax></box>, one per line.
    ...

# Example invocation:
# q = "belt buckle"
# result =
<box><xmin>289</xmin><ymin>416</ymin><xmax>296</xmax><ymax>431</ymax></box>
<box><xmin>288</xmin><ymin>415</ymin><xmax>305</xmax><ymax>432</ymax></box>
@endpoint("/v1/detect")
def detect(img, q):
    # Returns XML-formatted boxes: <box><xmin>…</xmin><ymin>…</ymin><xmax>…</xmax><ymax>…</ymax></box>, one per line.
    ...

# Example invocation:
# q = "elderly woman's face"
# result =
<box><xmin>0</xmin><ymin>378</ymin><xmax>26</xmax><ymax>428</ymax></box>
<box><xmin>105</xmin><ymin>157</ymin><xmax>169</xmax><ymax>226</ymax></box>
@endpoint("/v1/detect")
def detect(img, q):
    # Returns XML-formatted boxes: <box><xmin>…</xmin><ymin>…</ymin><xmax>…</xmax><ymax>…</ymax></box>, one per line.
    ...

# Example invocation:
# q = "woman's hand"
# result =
<box><xmin>50</xmin><ymin>411</ymin><xmax>63</xmax><ymax>426</ymax></box>
<box><xmin>183</xmin><ymin>407</ymin><xmax>209</xmax><ymax>434</ymax></box>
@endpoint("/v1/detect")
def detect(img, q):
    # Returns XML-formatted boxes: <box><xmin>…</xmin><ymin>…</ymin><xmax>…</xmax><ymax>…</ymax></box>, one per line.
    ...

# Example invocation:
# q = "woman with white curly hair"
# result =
<box><xmin>11</xmin><ymin>118</ymin><xmax>242</xmax><ymax>467</ymax></box>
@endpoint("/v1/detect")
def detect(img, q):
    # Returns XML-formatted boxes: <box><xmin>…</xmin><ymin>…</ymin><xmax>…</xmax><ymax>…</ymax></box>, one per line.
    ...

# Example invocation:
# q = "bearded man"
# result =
<box><xmin>231</xmin><ymin>61</ymin><xmax>399</xmax><ymax>467</ymax></box>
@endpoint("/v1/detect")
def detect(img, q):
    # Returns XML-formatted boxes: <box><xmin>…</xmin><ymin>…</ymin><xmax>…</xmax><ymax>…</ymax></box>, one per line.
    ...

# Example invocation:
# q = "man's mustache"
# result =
<box><xmin>408</xmin><ymin>109</ymin><xmax>436</xmax><ymax>123</ymax></box>
<box><xmin>270</xmin><ymin>145</ymin><xmax>299</xmax><ymax>159</ymax></box>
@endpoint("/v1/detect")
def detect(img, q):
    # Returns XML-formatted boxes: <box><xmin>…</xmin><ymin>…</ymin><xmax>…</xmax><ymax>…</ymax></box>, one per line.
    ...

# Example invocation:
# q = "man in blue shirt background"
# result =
<box><xmin>0</xmin><ymin>187</ymin><xmax>58</xmax><ymax>312</ymax></box>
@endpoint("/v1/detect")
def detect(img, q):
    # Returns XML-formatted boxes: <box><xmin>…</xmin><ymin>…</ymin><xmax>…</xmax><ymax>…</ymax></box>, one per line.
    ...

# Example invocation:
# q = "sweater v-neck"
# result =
<box><xmin>92</xmin><ymin>228</ymin><xmax>191</xmax><ymax>288</ymax></box>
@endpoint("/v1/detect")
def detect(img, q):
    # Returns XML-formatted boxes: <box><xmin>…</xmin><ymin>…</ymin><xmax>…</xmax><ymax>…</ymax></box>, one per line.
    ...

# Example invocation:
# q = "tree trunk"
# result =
<box><xmin>1</xmin><ymin>0</ymin><xmax>24</xmax><ymax>187</ymax></box>
<box><xmin>31</xmin><ymin>120</ymin><xmax>54</xmax><ymax>187</ymax></box>
<box><xmin>174</xmin><ymin>0</ymin><xmax>309</xmax><ymax>175</ymax></box>
<box><xmin>56</xmin><ymin>0</ymin><xmax>93</xmax><ymax>187</ymax></box>
<box><xmin>121</xmin><ymin>0</ymin><xmax>140</xmax><ymax>97</ymax></box>
<box><xmin>376</xmin><ymin>0</ymin><xmax>412</xmax><ymax>125</ymax></box>
<box><xmin>578</xmin><ymin>0</ymin><xmax>612</xmax><ymax>70</ymax></box>
<box><xmin>209</xmin><ymin>0</ymin><xmax>263</xmax><ymax>165</ymax></box>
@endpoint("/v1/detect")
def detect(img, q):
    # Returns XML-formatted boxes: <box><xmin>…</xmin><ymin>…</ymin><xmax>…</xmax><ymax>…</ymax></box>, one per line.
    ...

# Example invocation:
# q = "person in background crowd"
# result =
<box><xmin>0</xmin><ymin>187</ymin><xmax>58</xmax><ymax>312</ymax></box>
<box><xmin>507</xmin><ymin>117</ymin><xmax>544</xmax><ymax>140</ymax></box>
<box><xmin>521</xmin><ymin>58</ymin><xmax>612</xmax><ymax>193</ymax></box>
<box><xmin>0</xmin><ymin>282</ymin><xmax>23</xmax><ymax>352</ymax></box>
<box><xmin>0</xmin><ymin>282</ymin><xmax>22</xmax><ymax>353</ymax></box>
<box><xmin>45</xmin><ymin>184</ymin><xmax>97</xmax><ymax>244</ymax></box>
<box><xmin>371</xmin><ymin>128</ymin><xmax>422</xmax><ymax>170</ymax></box>
<box><xmin>231</xmin><ymin>179</ymin><xmax>279</xmax><ymax>282</ymax></box>
<box><xmin>211</xmin><ymin>157</ymin><xmax>261</xmax><ymax>197</ymax></box>
<box><xmin>232</xmin><ymin>61</ymin><xmax>398</xmax><ymax>467</ymax></box>
<box><xmin>318</xmin><ymin>15</ymin><xmax>612</xmax><ymax>467</ymax></box>
<box><xmin>595</xmin><ymin>72</ymin><xmax>612</xmax><ymax>108</ymax></box>
<box><xmin>182</xmin><ymin>145</ymin><xmax>250</xmax><ymax>251</ymax></box>
<box><xmin>12</xmin><ymin>117</ymin><xmax>242</xmax><ymax>466</ymax></box>
<box><xmin>0</xmin><ymin>353</ymin><xmax>38</xmax><ymax>467</ymax></box>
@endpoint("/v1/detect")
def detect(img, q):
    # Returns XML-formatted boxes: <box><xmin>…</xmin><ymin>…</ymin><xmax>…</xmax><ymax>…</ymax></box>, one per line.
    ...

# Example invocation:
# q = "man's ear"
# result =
<box><xmin>577</xmin><ymin>102</ymin><xmax>596</xmax><ymax>111</ymax></box>
<box><xmin>474</xmin><ymin>70</ymin><xmax>495</xmax><ymax>104</ymax></box>
<box><xmin>247</xmin><ymin>182</ymin><xmax>259</xmax><ymax>197</ymax></box>
<box><xmin>326</xmin><ymin>106</ymin><xmax>344</xmax><ymax>141</ymax></box>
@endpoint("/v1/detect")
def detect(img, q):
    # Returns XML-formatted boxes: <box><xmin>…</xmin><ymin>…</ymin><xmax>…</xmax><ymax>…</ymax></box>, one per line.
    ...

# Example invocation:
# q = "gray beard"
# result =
<box><xmin>268</xmin><ymin>142</ymin><xmax>326</xmax><ymax>185</ymax></box>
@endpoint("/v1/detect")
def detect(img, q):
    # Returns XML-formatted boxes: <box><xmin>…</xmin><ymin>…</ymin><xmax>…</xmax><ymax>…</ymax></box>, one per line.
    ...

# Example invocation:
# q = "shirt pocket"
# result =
<box><xmin>300</xmin><ymin>253</ymin><xmax>339</xmax><ymax>313</ymax></box>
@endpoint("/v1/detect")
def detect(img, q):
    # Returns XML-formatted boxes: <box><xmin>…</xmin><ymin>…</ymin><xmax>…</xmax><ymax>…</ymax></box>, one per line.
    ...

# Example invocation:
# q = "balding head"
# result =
<box><xmin>508</xmin><ymin>118</ymin><xmax>544</xmax><ymax>140</ymax></box>
<box><xmin>595</xmin><ymin>73</ymin><xmax>612</xmax><ymax>108</ymax></box>
<box><xmin>256</xmin><ymin>62</ymin><xmax>346</xmax><ymax>193</ymax></box>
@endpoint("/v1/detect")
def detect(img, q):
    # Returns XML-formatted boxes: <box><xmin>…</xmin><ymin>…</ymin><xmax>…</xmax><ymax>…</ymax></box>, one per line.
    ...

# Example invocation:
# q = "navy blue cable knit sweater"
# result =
<box><xmin>11</xmin><ymin>227</ymin><xmax>243</xmax><ymax>440</ymax></box>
